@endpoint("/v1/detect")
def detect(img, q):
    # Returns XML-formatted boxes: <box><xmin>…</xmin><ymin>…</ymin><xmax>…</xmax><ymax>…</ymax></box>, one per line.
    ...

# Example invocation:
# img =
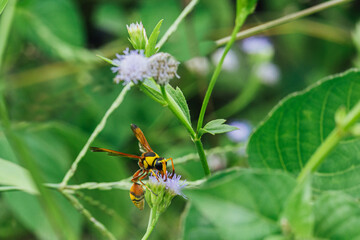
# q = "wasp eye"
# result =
<box><xmin>155</xmin><ymin>158</ymin><xmax>166</xmax><ymax>171</ymax></box>
<box><xmin>155</xmin><ymin>161</ymin><xmax>163</xmax><ymax>171</ymax></box>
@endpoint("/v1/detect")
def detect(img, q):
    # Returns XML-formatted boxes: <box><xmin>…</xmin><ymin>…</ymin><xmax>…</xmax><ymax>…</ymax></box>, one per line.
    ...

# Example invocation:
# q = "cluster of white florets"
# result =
<box><xmin>111</xmin><ymin>49</ymin><xmax>179</xmax><ymax>85</ymax></box>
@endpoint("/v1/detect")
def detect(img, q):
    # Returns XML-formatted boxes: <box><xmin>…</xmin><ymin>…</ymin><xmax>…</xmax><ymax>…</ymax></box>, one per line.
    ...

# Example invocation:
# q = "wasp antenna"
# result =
<box><xmin>90</xmin><ymin>147</ymin><xmax>101</xmax><ymax>152</ymax></box>
<box><xmin>131</xmin><ymin>123</ymin><xmax>138</xmax><ymax>130</ymax></box>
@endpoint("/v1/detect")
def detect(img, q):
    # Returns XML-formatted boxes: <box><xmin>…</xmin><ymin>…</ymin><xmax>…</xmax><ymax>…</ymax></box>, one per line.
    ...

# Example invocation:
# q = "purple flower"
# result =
<box><xmin>148</xmin><ymin>172</ymin><xmax>187</xmax><ymax>199</ymax></box>
<box><xmin>255</xmin><ymin>62</ymin><xmax>280</xmax><ymax>85</ymax></box>
<box><xmin>164</xmin><ymin>173</ymin><xmax>188</xmax><ymax>199</ymax></box>
<box><xmin>111</xmin><ymin>48</ymin><xmax>151</xmax><ymax>85</ymax></box>
<box><xmin>241</xmin><ymin>36</ymin><xmax>273</xmax><ymax>55</ymax></box>
<box><xmin>226</xmin><ymin>121</ymin><xmax>252</xmax><ymax>142</ymax></box>
<box><xmin>211</xmin><ymin>48</ymin><xmax>239</xmax><ymax>71</ymax></box>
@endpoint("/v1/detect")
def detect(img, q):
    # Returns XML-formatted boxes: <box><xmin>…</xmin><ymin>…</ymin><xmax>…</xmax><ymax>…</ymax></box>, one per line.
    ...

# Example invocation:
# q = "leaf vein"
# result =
<box><xmin>275</xmin><ymin>112</ymin><xmax>287</xmax><ymax>171</ymax></box>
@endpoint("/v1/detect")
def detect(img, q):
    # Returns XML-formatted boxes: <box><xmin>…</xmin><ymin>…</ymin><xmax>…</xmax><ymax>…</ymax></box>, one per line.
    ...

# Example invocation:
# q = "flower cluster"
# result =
<box><xmin>145</xmin><ymin>172</ymin><xmax>187</xmax><ymax>213</ymax></box>
<box><xmin>111</xmin><ymin>49</ymin><xmax>179</xmax><ymax>86</ymax></box>
<box><xmin>111</xmin><ymin>49</ymin><xmax>151</xmax><ymax>85</ymax></box>
<box><xmin>148</xmin><ymin>53</ymin><xmax>180</xmax><ymax>85</ymax></box>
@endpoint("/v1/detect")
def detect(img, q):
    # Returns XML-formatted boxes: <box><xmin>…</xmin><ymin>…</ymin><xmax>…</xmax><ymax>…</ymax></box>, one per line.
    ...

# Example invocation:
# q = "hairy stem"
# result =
<box><xmin>297</xmin><ymin>100</ymin><xmax>360</xmax><ymax>183</ymax></box>
<box><xmin>216</xmin><ymin>0</ymin><xmax>353</xmax><ymax>46</ymax></box>
<box><xmin>63</xmin><ymin>191</ymin><xmax>116</xmax><ymax>240</ymax></box>
<box><xmin>141</xmin><ymin>206</ymin><xmax>160</xmax><ymax>240</ymax></box>
<box><xmin>60</xmin><ymin>83</ymin><xmax>132</xmax><ymax>187</ymax></box>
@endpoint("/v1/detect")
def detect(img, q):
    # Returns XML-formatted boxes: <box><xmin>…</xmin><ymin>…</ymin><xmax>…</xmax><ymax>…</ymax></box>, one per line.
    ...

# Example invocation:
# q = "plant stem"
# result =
<box><xmin>297</xmin><ymin>100</ymin><xmax>360</xmax><ymax>183</ymax></box>
<box><xmin>194</xmin><ymin>139</ymin><xmax>211</xmax><ymax>176</ymax></box>
<box><xmin>160</xmin><ymin>85</ymin><xmax>210</xmax><ymax>176</ymax></box>
<box><xmin>139</xmin><ymin>83</ymin><xmax>167</xmax><ymax>105</ymax></box>
<box><xmin>196</xmin><ymin>8</ymin><xmax>248</xmax><ymax>133</ymax></box>
<box><xmin>60</xmin><ymin>83</ymin><xmax>132</xmax><ymax>187</ymax></box>
<box><xmin>215</xmin><ymin>0</ymin><xmax>353</xmax><ymax>46</ymax></box>
<box><xmin>141</xmin><ymin>206</ymin><xmax>160</xmax><ymax>240</ymax></box>
<box><xmin>156</xmin><ymin>0</ymin><xmax>199</xmax><ymax>50</ymax></box>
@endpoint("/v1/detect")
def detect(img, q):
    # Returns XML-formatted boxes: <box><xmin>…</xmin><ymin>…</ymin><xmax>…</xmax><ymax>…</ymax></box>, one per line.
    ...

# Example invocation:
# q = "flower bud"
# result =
<box><xmin>127</xmin><ymin>22</ymin><xmax>148</xmax><ymax>50</ymax></box>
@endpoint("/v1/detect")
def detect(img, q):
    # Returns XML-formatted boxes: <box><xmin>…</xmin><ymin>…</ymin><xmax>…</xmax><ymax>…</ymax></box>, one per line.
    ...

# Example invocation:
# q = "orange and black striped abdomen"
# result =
<box><xmin>130</xmin><ymin>183</ymin><xmax>145</xmax><ymax>210</ymax></box>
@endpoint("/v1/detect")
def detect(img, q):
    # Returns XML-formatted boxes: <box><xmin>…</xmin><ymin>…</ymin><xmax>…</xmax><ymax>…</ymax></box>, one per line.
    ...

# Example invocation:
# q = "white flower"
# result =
<box><xmin>208</xmin><ymin>154</ymin><xmax>226</xmax><ymax>171</ymax></box>
<box><xmin>111</xmin><ymin>48</ymin><xmax>151</xmax><ymax>85</ymax></box>
<box><xmin>241</xmin><ymin>36</ymin><xmax>274</xmax><ymax>56</ymax></box>
<box><xmin>255</xmin><ymin>62</ymin><xmax>280</xmax><ymax>85</ymax></box>
<box><xmin>211</xmin><ymin>48</ymin><xmax>239</xmax><ymax>71</ymax></box>
<box><xmin>226</xmin><ymin>121</ymin><xmax>252</xmax><ymax>142</ymax></box>
<box><xmin>148</xmin><ymin>53</ymin><xmax>180</xmax><ymax>85</ymax></box>
<box><xmin>185</xmin><ymin>57</ymin><xmax>210</xmax><ymax>76</ymax></box>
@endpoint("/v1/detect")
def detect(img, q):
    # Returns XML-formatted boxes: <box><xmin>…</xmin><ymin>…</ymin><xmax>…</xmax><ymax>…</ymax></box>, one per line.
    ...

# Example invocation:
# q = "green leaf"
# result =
<box><xmin>166</xmin><ymin>85</ymin><xmax>191</xmax><ymax>123</ymax></box>
<box><xmin>314</xmin><ymin>192</ymin><xmax>360</xmax><ymax>239</ymax></box>
<box><xmin>182</xmin><ymin>168</ymin><xmax>296</xmax><ymax>240</ymax></box>
<box><xmin>236</xmin><ymin>0</ymin><xmax>258</xmax><ymax>16</ymax></box>
<box><xmin>141</xmin><ymin>79</ymin><xmax>166</xmax><ymax>105</ymax></box>
<box><xmin>199</xmin><ymin>119</ymin><xmax>238</xmax><ymax>137</ymax></box>
<box><xmin>281</xmin><ymin>176</ymin><xmax>314</xmax><ymax>238</ymax></box>
<box><xmin>236</xmin><ymin>0</ymin><xmax>257</xmax><ymax>25</ymax></box>
<box><xmin>0</xmin><ymin>0</ymin><xmax>8</xmax><ymax>15</ymax></box>
<box><xmin>4</xmin><ymin>191</ymin><xmax>82</xmax><ymax>240</ymax></box>
<box><xmin>0</xmin><ymin>158</ymin><xmax>37</xmax><ymax>194</ymax></box>
<box><xmin>145</xmin><ymin>19</ymin><xmax>163</xmax><ymax>57</ymax></box>
<box><xmin>96</xmin><ymin>54</ymin><xmax>116</xmax><ymax>66</ymax></box>
<box><xmin>247</xmin><ymin>69</ymin><xmax>360</xmax><ymax>197</ymax></box>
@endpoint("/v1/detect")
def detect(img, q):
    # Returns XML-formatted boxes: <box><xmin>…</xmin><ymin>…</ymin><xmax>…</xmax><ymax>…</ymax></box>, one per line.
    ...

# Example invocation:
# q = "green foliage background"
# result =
<box><xmin>0</xmin><ymin>0</ymin><xmax>359</xmax><ymax>239</ymax></box>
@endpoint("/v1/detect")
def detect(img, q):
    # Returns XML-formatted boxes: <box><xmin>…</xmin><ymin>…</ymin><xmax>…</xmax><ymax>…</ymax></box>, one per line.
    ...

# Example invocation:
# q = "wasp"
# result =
<box><xmin>90</xmin><ymin>124</ymin><xmax>175</xmax><ymax>210</ymax></box>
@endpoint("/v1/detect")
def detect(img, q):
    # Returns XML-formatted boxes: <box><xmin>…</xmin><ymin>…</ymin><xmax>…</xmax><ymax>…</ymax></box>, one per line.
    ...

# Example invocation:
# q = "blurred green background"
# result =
<box><xmin>0</xmin><ymin>0</ymin><xmax>359</xmax><ymax>239</ymax></box>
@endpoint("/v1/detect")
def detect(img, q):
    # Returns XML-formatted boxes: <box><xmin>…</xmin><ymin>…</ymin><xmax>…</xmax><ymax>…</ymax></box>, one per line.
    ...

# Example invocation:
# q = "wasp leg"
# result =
<box><xmin>165</xmin><ymin>158</ymin><xmax>175</xmax><ymax>178</ymax></box>
<box><xmin>138</xmin><ymin>173</ymin><xmax>158</xmax><ymax>197</ymax></box>
<box><xmin>149</xmin><ymin>169</ymin><xmax>161</xmax><ymax>182</ymax></box>
<box><xmin>132</xmin><ymin>170</ymin><xmax>157</xmax><ymax>197</ymax></box>
<box><xmin>161</xmin><ymin>161</ymin><xmax>168</xmax><ymax>180</ymax></box>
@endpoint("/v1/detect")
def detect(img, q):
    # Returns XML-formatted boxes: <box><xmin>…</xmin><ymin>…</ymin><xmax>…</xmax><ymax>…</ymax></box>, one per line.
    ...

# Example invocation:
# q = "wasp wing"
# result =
<box><xmin>131</xmin><ymin>124</ymin><xmax>153</xmax><ymax>152</ymax></box>
<box><xmin>90</xmin><ymin>147</ymin><xmax>141</xmax><ymax>159</ymax></box>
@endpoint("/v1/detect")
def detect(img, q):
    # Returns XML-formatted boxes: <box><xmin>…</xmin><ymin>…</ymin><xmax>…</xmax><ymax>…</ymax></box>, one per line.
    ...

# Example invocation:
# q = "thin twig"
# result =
<box><xmin>215</xmin><ymin>0</ymin><xmax>353</xmax><ymax>46</ymax></box>
<box><xmin>63</xmin><ymin>191</ymin><xmax>117</xmax><ymax>240</ymax></box>
<box><xmin>60</xmin><ymin>83</ymin><xmax>132</xmax><ymax>187</ymax></box>
<box><xmin>156</xmin><ymin>0</ymin><xmax>199</xmax><ymax>50</ymax></box>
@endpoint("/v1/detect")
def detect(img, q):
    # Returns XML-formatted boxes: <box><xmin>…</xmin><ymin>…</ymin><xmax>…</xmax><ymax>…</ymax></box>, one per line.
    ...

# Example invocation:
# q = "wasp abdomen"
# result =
<box><xmin>130</xmin><ymin>183</ymin><xmax>145</xmax><ymax>210</ymax></box>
